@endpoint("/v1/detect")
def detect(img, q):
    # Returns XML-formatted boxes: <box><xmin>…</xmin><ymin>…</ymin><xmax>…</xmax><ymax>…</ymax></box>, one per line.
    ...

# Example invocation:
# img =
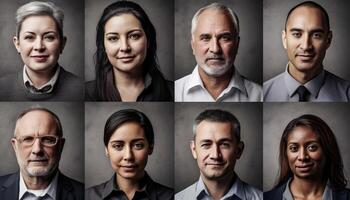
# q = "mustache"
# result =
<box><xmin>28</xmin><ymin>156</ymin><xmax>48</xmax><ymax>162</ymax></box>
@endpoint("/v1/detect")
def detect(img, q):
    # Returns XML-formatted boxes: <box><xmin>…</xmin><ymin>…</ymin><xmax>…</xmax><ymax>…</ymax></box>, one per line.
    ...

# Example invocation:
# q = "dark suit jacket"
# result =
<box><xmin>264</xmin><ymin>181</ymin><xmax>350</xmax><ymax>200</ymax></box>
<box><xmin>0</xmin><ymin>171</ymin><xmax>84</xmax><ymax>200</ymax></box>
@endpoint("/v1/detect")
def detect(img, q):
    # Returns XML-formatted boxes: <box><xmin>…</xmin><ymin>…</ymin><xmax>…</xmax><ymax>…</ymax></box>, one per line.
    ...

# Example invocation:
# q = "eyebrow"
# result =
<box><xmin>109</xmin><ymin>138</ymin><xmax>145</xmax><ymax>143</ymax></box>
<box><xmin>289</xmin><ymin>28</ymin><xmax>326</xmax><ymax>33</ymax></box>
<box><xmin>105</xmin><ymin>29</ymin><xmax>143</xmax><ymax>36</ymax></box>
<box><xmin>287</xmin><ymin>140</ymin><xmax>320</xmax><ymax>145</ymax></box>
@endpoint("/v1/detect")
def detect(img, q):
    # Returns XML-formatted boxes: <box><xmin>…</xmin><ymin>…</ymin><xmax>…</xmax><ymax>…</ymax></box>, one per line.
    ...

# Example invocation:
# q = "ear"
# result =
<box><xmin>59</xmin><ymin>138</ymin><xmax>65</xmax><ymax>154</ymax></box>
<box><xmin>148</xmin><ymin>143</ymin><xmax>154</xmax><ymax>155</ymax></box>
<box><xmin>282</xmin><ymin>30</ymin><xmax>287</xmax><ymax>50</ymax></box>
<box><xmin>60</xmin><ymin>36</ymin><xmax>67</xmax><ymax>54</ymax></box>
<box><xmin>191</xmin><ymin>36</ymin><xmax>195</xmax><ymax>56</ymax></box>
<box><xmin>13</xmin><ymin>36</ymin><xmax>20</xmax><ymax>54</ymax></box>
<box><xmin>235</xmin><ymin>141</ymin><xmax>244</xmax><ymax>159</ymax></box>
<box><xmin>326</xmin><ymin>30</ymin><xmax>332</xmax><ymax>49</ymax></box>
<box><xmin>105</xmin><ymin>147</ymin><xmax>109</xmax><ymax>157</ymax></box>
<box><xmin>11</xmin><ymin>138</ymin><xmax>18</xmax><ymax>153</ymax></box>
<box><xmin>190</xmin><ymin>140</ymin><xmax>197</xmax><ymax>159</ymax></box>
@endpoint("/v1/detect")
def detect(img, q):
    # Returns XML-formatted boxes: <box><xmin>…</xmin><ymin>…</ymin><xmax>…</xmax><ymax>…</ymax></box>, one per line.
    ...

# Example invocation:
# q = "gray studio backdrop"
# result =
<box><xmin>0</xmin><ymin>0</ymin><xmax>84</xmax><ymax>78</ymax></box>
<box><xmin>0</xmin><ymin>102</ymin><xmax>84</xmax><ymax>183</ymax></box>
<box><xmin>264</xmin><ymin>0</ymin><xmax>350</xmax><ymax>81</ymax></box>
<box><xmin>175</xmin><ymin>0</ymin><xmax>263</xmax><ymax>84</ymax></box>
<box><xmin>85</xmin><ymin>0</ymin><xmax>174</xmax><ymax>81</ymax></box>
<box><xmin>175</xmin><ymin>103</ymin><xmax>263</xmax><ymax>193</ymax></box>
<box><xmin>85</xmin><ymin>102</ymin><xmax>174</xmax><ymax>189</ymax></box>
<box><xmin>263</xmin><ymin>103</ymin><xmax>350</xmax><ymax>191</ymax></box>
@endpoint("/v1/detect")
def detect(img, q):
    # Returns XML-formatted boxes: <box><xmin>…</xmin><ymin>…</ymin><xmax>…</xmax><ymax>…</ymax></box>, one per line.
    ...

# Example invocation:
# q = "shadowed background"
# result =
<box><xmin>264</xmin><ymin>0</ymin><xmax>350</xmax><ymax>82</ymax></box>
<box><xmin>175</xmin><ymin>103</ymin><xmax>262</xmax><ymax>192</ymax></box>
<box><xmin>0</xmin><ymin>0</ymin><xmax>84</xmax><ymax>78</ymax></box>
<box><xmin>175</xmin><ymin>0</ymin><xmax>263</xmax><ymax>84</ymax></box>
<box><xmin>0</xmin><ymin>102</ymin><xmax>84</xmax><ymax>183</ymax></box>
<box><xmin>84</xmin><ymin>0</ymin><xmax>174</xmax><ymax>82</ymax></box>
<box><xmin>85</xmin><ymin>102</ymin><xmax>174</xmax><ymax>189</ymax></box>
<box><xmin>263</xmin><ymin>103</ymin><xmax>350</xmax><ymax>191</ymax></box>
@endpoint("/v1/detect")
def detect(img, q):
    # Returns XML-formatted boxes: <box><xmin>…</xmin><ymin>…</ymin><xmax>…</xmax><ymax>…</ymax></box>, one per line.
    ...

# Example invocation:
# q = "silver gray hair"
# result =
<box><xmin>15</xmin><ymin>1</ymin><xmax>64</xmax><ymax>39</ymax></box>
<box><xmin>191</xmin><ymin>3</ymin><xmax>239</xmax><ymax>38</ymax></box>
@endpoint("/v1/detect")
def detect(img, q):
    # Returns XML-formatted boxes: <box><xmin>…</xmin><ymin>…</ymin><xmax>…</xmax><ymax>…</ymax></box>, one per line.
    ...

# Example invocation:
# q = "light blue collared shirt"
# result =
<box><xmin>282</xmin><ymin>178</ymin><xmax>333</xmax><ymax>200</ymax></box>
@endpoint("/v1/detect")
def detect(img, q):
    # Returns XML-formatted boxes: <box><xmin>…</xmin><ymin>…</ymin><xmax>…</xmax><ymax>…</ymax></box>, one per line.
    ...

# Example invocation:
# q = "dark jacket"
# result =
<box><xmin>0</xmin><ymin>171</ymin><xmax>84</xmax><ymax>200</ymax></box>
<box><xmin>264</xmin><ymin>181</ymin><xmax>350</xmax><ymax>200</ymax></box>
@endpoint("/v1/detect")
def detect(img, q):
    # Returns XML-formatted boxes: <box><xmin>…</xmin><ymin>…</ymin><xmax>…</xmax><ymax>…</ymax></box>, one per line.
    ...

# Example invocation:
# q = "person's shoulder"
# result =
<box><xmin>85</xmin><ymin>180</ymin><xmax>109</xmax><ymax>199</ymax></box>
<box><xmin>240</xmin><ymin>180</ymin><xmax>263</xmax><ymax>200</ymax></box>
<box><xmin>59</xmin><ymin>67</ymin><xmax>82</xmax><ymax>83</ymax></box>
<box><xmin>0</xmin><ymin>172</ymin><xmax>18</xmax><ymax>184</ymax></box>
<box><xmin>241</xmin><ymin>77</ymin><xmax>262</xmax><ymax>101</ymax></box>
<box><xmin>151</xmin><ymin>181</ymin><xmax>174</xmax><ymax>200</ymax></box>
<box><xmin>263</xmin><ymin>183</ymin><xmax>286</xmax><ymax>200</ymax></box>
<box><xmin>324</xmin><ymin>70</ymin><xmax>350</xmax><ymax>86</ymax></box>
<box><xmin>263</xmin><ymin>72</ymin><xmax>285</xmax><ymax>89</ymax></box>
<box><xmin>175</xmin><ymin>73</ymin><xmax>192</xmax><ymax>87</ymax></box>
<box><xmin>85</xmin><ymin>80</ymin><xmax>98</xmax><ymax>101</ymax></box>
<box><xmin>333</xmin><ymin>187</ymin><xmax>350</xmax><ymax>199</ymax></box>
<box><xmin>175</xmin><ymin>182</ymin><xmax>197</xmax><ymax>200</ymax></box>
<box><xmin>59</xmin><ymin>173</ymin><xmax>84</xmax><ymax>189</ymax></box>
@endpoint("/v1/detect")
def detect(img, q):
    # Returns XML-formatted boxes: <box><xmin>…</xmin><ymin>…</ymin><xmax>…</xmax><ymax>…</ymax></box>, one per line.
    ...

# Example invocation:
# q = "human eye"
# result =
<box><xmin>129</xmin><ymin>33</ymin><xmax>141</xmax><ymax>40</ymax></box>
<box><xmin>220</xmin><ymin>34</ymin><xmax>233</xmax><ymax>42</ymax></box>
<box><xmin>200</xmin><ymin>142</ymin><xmax>211</xmax><ymax>149</ymax></box>
<box><xmin>288</xmin><ymin>144</ymin><xmax>298</xmax><ymax>152</ymax></box>
<box><xmin>106</xmin><ymin>35</ymin><xmax>119</xmax><ymax>42</ymax></box>
<box><xmin>200</xmin><ymin>35</ymin><xmax>211</xmax><ymax>42</ymax></box>
<box><xmin>21</xmin><ymin>136</ymin><xmax>34</xmax><ymax>144</ymax></box>
<box><xmin>307</xmin><ymin>144</ymin><xmax>319</xmax><ymax>152</ymax></box>
<box><xmin>23</xmin><ymin>34</ymin><xmax>35</xmax><ymax>40</ymax></box>
<box><xmin>220</xmin><ymin>142</ymin><xmax>231</xmax><ymax>149</ymax></box>
<box><xmin>41</xmin><ymin>136</ymin><xmax>57</xmax><ymax>145</ymax></box>
<box><xmin>111</xmin><ymin>143</ymin><xmax>123</xmax><ymax>151</ymax></box>
<box><xmin>291</xmin><ymin>32</ymin><xmax>302</xmax><ymax>38</ymax></box>
<box><xmin>44</xmin><ymin>34</ymin><xmax>56</xmax><ymax>42</ymax></box>
<box><xmin>312</xmin><ymin>32</ymin><xmax>323</xmax><ymax>39</ymax></box>
<box><xmin>133</xmin><ymin>142</ymin><xmax>145</xmax><ymax>150</ymax></box>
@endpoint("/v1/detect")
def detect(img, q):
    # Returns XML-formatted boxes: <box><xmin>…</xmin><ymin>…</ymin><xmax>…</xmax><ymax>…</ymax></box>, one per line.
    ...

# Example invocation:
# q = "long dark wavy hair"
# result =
<box><xmin>95</xmin><ymin>1</ymin><xmax>171</xmax><ymax>101</ymax></box>
<box><xmin>276</xmin><ymin>114</ymin><xmax>347</xmax><ymax>190</ymax></box>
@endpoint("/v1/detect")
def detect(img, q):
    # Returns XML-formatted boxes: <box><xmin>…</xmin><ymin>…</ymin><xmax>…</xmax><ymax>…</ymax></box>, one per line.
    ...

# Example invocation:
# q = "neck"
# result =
<box><xmin>26</xmin><ymin>65</ymin><xmax>56</xmax><ymax>88</ymax></box>
<box><xmin>201</xmin><ymin>172</ymin><xmax>236</xmax><ymax>200</ymax></box>
<box><xmin>198</xmin><ymin>67</ymin><xmax>233</xmax><ymax>100</ymax></box>
<box><xmin>116</xmin><ymin>172</ymin><xmax>145</xmax><ymax>200</ymax></box>
<box><xmin>288</xmin><ymin>63</ymin><xmax>322</xmax><ymax>84</ymax></box>
<box><xmin>290</xmin><ymin>176</ymin><xmax>326</xmax><ymax>199</ymax></box>
<box><xmin>22</xmin><ymin>170</ymin><xmax>56</xmax><ymax>190</ymax></box>
<box><xmin>112</xmin><ymin>68</ymin><xmax>145</xmax><ymax>101</ymax></box>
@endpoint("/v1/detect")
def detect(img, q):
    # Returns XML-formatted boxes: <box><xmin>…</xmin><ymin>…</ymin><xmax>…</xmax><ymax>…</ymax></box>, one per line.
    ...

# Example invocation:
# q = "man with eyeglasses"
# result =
<box><xmin>0</xmin><ymin>107</ymin><xmax>83</xmax><ymax>200</ymax></box>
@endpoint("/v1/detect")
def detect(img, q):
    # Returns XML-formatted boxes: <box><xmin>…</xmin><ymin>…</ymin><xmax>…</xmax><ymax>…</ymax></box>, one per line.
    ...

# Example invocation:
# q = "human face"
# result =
<box><xmin>13</xmin><ymin>15</ymin><xmax>65</xmax><ymax>74</ymax></box>
<box><xmin>11</xmin><ymin>110</ymin><xmax>64</xmax><ymax>178</ymax></box>
<box><xmin>191</xmin><ymin>10</ymin><xmax>239</xmax><ymax>77</ymax></box>
<box><xmin>105</xmin><ymin>122</ymin><xmax>152</xmax><ymax>181</ymax></box>
<box><xmin>104</xmin><ymin>14</ymin><xmax>148</xmax><ymax>75</ymax></box>
<box><xmin>282</xmin><ymin>6</ymin><xmax>332</xmax><ymax>76</ymax></box>
<box><xmin>191</xmin><ymin>121</ymin><xmax>243</xmax><ymax>181</ymax></box>
<box><xmin>287</xmin><ymin>126</ymin><xmax>326</xmax><ymax>180</ymax></box>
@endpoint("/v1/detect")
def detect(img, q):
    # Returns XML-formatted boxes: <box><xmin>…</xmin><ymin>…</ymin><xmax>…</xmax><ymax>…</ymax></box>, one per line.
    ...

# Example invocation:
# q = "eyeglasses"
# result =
<box><xmin>15</xmin><ymin>135</ymin><xmax>60</xmax><ymax>147</ymax></box>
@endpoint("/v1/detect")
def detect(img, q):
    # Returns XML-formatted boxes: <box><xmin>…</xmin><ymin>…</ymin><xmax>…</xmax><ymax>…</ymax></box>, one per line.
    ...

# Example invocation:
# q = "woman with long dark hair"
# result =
<box><xmin>264</xmin><ymin>114</ymin><xmax>350</xmax><ymax>200</ymax></box>
<box><xmin>85</xmin><ymin>1</ymin><xmax>173</xmax><ymax>101</ymax></box>
<box><xmin>85</xmin><ymin>109</ymin><xmax>173</xmax><ymax>199</ymax></box>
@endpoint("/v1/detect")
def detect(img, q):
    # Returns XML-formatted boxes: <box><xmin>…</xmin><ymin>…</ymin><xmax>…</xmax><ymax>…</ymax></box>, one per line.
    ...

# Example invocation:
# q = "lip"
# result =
<box><xmin>117</xmin><ymin>56</ymin><xmax>135</xmax><ymax>62</ymax></box>
<box><xmin>31</xmin><ymin>55</ymin><xmax>49</xmax><ymax>62</ymax></box>
<box><xmin>296</xmin><ymin>163</ymin><xmax>314</xmax><ymax>171</ymax></box>
<box><xmin>297</xmin><ymin>54</ymin><xmax>315</xmax><ymax>61</ymax></box>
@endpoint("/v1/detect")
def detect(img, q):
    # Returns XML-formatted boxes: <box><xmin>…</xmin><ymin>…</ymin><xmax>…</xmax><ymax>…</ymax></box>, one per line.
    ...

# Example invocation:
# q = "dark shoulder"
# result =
<box><xmin>59</xmin><ymin>173</ymin><xmax>84</xmax><ymax>190</ymax></box>
<box><xmin>59</xmin><ymin>68</ymin><xmax>82</xmax><ymax>83</ymax></box>
<box><xmin>0</xmin><ymin>172</ymin><xmax>18</xmax><ymax>184</ymax></box>
<box><xmin>85</xmin><ymin>180</ymin><xmax>109</xmax><ymax>199</ymax></box>
<box><xmin>263</xmin><ymin>183</ymin><xmax>286</xmax><ymax>200</ymax></box>
<box><xmin>151</xmin><ymin>181</ymin><xmax>174</xmax><ymax>200</ymax></box>
<box><xmin>85</xmin><ymin>80</ymin><xmax>98</xmax><ymax>101</ymax></box>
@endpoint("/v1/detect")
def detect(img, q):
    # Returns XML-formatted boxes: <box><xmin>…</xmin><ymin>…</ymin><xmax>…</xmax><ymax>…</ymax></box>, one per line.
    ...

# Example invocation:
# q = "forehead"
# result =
<box><xmin>104</xmin><ymin>13</ymin><xmax>143</xmax><ymax>33</ymax></box>
<box><xmin>109</xmin><ymin>122</ymin><xmax>146</xmax><ymax>142</ymax></box>
<box><xmin>287</xmin><ymin>126</ymin><xmax>320</xmax><ymax>143</ymax></box>
<box><xmin>20</xmin><ymin>15</ymin><xmax>58</xmax><ymax>32</ymax></box>
<box><xmin>194</xmin><ymin>9</ymin><xmax>236</xmax><ymax>35</ymax></box>
<box><xmin>286</xmin><ymin>6</ymin><xmax>328</xmax><ymax>30</ymax></box>
<box><xmin>195</xmin><ymin>121</ymin><xmax>234</xmax><ymax>141</ymax></box>
<box><xmin>16</xmin><ymin>110</ymin><xmax>57</xmax><ymax>136</ymax></box>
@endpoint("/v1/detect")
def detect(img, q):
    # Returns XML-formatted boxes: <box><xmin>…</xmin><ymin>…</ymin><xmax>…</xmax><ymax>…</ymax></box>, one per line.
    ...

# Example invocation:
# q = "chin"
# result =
<box><xmin>27</xmin><ymin>167</ymin><xmax>51</xmax><ymax>177</ymax></box>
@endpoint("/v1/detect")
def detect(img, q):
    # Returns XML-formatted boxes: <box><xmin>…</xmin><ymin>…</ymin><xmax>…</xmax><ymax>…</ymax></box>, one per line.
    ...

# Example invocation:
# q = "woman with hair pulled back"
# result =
<box><xmin>85</xmin><ymin>1</ymin><xmax>173</xmax><ymax>101</ymax></box>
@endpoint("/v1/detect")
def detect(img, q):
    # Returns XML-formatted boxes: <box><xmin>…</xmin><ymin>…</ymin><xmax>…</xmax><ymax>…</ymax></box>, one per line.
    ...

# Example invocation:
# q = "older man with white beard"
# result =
<box><xmin>0</xmin><ymin>107</ymin><xmax>83</xmax><ymax>200</ymax></box>
<box><xmin>175</xmin><ymin>3</ymin><xmax>262</xmax><ymax>102</ymax></box>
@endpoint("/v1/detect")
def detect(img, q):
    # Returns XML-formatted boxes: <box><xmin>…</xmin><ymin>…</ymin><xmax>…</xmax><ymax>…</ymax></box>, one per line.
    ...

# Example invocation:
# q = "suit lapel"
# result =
<box><xmin>56</xmin><ymin>172</ymin><xmax>73</xmax><ymax>200</ymax></box>
<box><xmin>0</xmin><ymin>172</ymin><xmax>20</xmax><ymax>200</ymax></box>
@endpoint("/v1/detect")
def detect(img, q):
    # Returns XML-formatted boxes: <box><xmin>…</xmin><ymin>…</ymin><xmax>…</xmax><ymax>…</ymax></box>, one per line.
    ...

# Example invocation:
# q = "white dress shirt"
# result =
<box><xmin>19</xmin><ymin>172</ymin><xmax>58</xmax><ymax>200</ymax></box>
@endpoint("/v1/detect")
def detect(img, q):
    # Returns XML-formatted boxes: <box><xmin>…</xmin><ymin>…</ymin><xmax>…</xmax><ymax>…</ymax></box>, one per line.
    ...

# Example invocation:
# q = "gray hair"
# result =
<box><xmin>192</xmin><ymin>109</ymin><xmax>241</xmax><ymax>142</ymax></box>
<box><xmin>14</xmin><ymin>106</ymin><xmax>63</xmax><ymax>137</ymax></box>
<box><xmin>15</xmin><ymin>1</ymin><xmax>64</xmax><ymax>39</ymax></box>
<box><xmin>191</xmin><ymin>3</ymin><xmax>239</xmax><ymax>37</ymax></box>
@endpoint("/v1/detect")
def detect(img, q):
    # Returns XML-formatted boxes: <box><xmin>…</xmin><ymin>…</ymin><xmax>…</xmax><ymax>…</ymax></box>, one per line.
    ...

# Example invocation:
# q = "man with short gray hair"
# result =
<box><xmin>175</xmin><ymin>109</ymin><xmax>262</xmax><ymax>200</ymax></box>
<box><xmin>175</xmin><ymin>3</ymin><xmax>262</xmax><ymax>102</ymax></box>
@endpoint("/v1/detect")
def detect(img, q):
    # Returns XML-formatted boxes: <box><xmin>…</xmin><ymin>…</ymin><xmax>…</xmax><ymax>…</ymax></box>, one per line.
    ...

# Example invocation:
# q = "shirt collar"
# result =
<box><xmin>23</xmin><ymin>64</ymin><xmax>61</xmax><ymax>94</ymax></box>
<box><xmin>196</xmin><ymin>175</ymin><xmax>244</xmax><ymax>200</ymax></box>
<box><xmin>184</xmin><ymin>65</ymin><xmax>248</xmax><ymax>97</ymax></box>
<box><xmin>283</xmin><ymin>178</ymin><xmax>333</xmax><ymax>200</ymax></box>
<box><xmin>19</xmin><ymin>171</ymin><xmax>58</xmax><ymax>200</ymax></box>
<box><xmin>283</xmin><ymin>63</ymin><xmax>325</xmax><ymax>98</ymax></box>
<box><xmin>101</xmin><ymin>172</ymin><xmax>153</xmax><ymax>199</ymax></box>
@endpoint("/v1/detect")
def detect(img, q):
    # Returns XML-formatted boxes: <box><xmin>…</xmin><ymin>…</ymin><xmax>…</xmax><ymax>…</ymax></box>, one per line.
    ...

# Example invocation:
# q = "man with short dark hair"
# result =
<box><xmin>175</xmin><ymin>109</ymin><xmax>262</xmax><ymax>200</ymax></box>
<box><xmin>264</xmin><ymin>1</ymin><xmax>350</xmax><ymax>102</ymax></box>
<box><xmin>0</xmin><ymin>107</ymin><xmax>83</xmax><ymax>200</ymax></box>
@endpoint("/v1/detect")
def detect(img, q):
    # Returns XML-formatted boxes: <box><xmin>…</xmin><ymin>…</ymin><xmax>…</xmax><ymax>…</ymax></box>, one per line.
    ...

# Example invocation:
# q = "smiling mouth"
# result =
<box><xmin>31</xmin><ymin>55</ymin><xmax>49</xmax><ymax>62</ymax></box>
<box><xmin>117</xmin><ymin>56</ymin><xmax>135</xmax><ymax>62</ymax></box>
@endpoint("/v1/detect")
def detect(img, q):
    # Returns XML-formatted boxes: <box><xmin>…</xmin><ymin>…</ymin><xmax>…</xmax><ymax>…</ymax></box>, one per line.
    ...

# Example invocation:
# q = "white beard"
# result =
<box><xmin>200</xmin><ymin>62</ymin><xmax>232</xmax><ymax>77</ymax></box>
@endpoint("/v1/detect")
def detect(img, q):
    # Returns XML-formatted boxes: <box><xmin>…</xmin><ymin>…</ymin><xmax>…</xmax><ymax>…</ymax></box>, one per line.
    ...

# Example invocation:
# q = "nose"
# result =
<box><xmin>123</xmin><ymin>146</ymin><xmax>134</xmax><ymax>161</ymax></box>
<box><xmin>297</xmin><ymin>147</ymin><xmax>309</xmax><ymax>161</ymax></box>
<box><xmin>209</xmin><ymin>37</ymin><xmax>222</xmax><ymax>54</ymax></box>
<box><xmin>33</xmin><ymin>38</ymin><xmax>45</xmax><ymax>51</ymax></box>
<box><xmin>31</xmin><ymin>138</ymin><xmax>43</xmax><ymax>154</ymax></box>
<box><xmin>210</xmin><ymin>144</ymin><xmax>222</xmax><ymax>160</ymax></box>
<box><xmin>300</xmin><ymin>34</ymin><xmax>313</xmax><ymax>51</ymax></box>
<box><xmin>120</xmin><ymin>37</ymin><xmax>131</xmax><ymax>52</ymax></box>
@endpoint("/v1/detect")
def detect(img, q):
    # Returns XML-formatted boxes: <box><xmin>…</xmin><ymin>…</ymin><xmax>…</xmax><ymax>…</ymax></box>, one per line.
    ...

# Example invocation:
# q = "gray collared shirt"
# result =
<box><xmin>175</xmin><ymin>176</ymin><xmax>262</xmax><ymax>200</ymax></box>
<box><xmin>23</xmin><ymin>65</ymin><xmax>61</xmax><ymax>94</ymax></box>
<box><xmin>282</xmin><ymin>178</ymin><xmax>332</xmax><ymax>200</ymax></box>
<box><xmin>264</xmin><ymin>64</ymin><xmax>350</xmax><ymax>102</ymax></box>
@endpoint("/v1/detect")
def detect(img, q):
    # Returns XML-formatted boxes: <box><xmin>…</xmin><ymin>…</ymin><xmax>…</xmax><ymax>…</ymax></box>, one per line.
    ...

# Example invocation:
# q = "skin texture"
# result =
<box><xmin>191</xmin><ymin>121</ymin><xmax>244</xmax><ymax>199</ymax></box>
<box><xmin>105</xmin><ymin>122</ymin><xmax>153</xmax><ymax>182</ymax></box>
<box><xmin>191</xmin><ymin>9</ymin><xmax>239</xmax><ymax>78</ymax></box>
<box><xmin>287</xmin><ymin>126</ymin><xmax>326</xmax><ymax>200</ymax></box>
<box><xmin>11</xmin><ymin>110</ymin><xmax>65</xmax><ymax>189</ymax></box>
<box><xmin>13</xmin><ymin>15</ymin><xmax>66</xmax><ymax>87</ymax></box>
<box><xmin>282</xmin><ymin>6</ymin><xmax>332</xmax><ymax>84</ymax></box>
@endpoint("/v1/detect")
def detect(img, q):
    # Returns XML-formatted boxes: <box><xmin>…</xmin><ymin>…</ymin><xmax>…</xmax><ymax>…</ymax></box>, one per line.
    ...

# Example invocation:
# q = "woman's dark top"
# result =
<box><xmin>85</xmin><ymin>173</ymin><xmax>174</xmax><ymax>200</ymax></box>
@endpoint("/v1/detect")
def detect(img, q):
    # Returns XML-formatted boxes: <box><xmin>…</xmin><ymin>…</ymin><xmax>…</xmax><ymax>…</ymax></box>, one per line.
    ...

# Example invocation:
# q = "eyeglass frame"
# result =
<box><xmin>14</xmin><ymin>135</ymin><xmax>62</xmax><ymax>147</ymax></box>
